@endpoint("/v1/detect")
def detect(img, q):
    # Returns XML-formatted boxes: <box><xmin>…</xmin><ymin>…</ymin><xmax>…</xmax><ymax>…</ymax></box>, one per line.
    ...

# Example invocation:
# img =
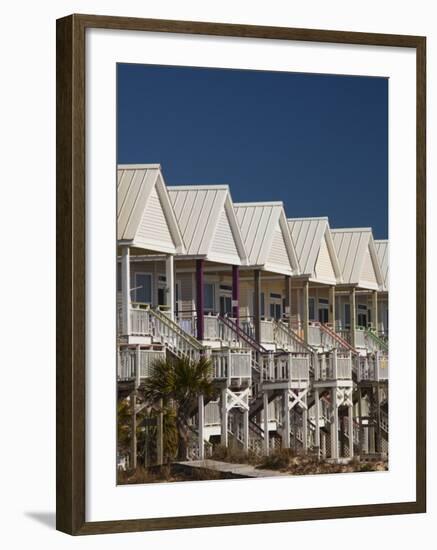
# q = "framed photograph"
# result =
<box><xmin>56</xmin><ymin>14</ymin><xmax>426</xmax><ymax>535</ymax></box>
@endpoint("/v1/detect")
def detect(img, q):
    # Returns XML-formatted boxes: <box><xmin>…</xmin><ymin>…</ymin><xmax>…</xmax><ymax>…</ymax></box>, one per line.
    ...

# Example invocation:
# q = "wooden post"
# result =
<box><xmin>243</xmin><ymin>408</ymin><xmax>249</xmax><ymax>453</ymax></box>
<box><xmin>331</xmin><ymin>388</ymin><xmax>339</xmax><ymax>460</ymax></box>
<box><xmin>285</xmin><ymin>275</ymin><xmax>291</xmax><ymax>328</ymax></box>
<box><xmin>376</xmin><ymin>384</ymin><xmax>382</xmax><ymax>453</ymax></box>
<box><xmin>196</xmin><ymin>259</ymin><xmax>205</xmax><ymax>341</ymax></box>
<box><xmin>348</xmin><ymin>404</ymin><xmax>354</xmax><ymax>459</ymax></box>
<box><xmin>263</xmin><ymin>390</ymin><xmax>269</xmax><ymax>456</ymax></box>
<box><xmin>135</xmin><ymin>345</ymin><xmax>141</xmax><ymax>388</ymax></box>
<box><xmin>302</xmin><ymin>393</ymin><xmax>308</xmax><ymax>453</ymax></box>
<box><xmin>121</xmin><ymin>246</ymin><xmax>131</xmax><ymax>335</ymax></box>
<box><xmin>372</xmin><ymin>290</ymin><xmax>378</xmax><ymax>332</ymax></box>
<box><xmin>165</xmin><ymin>255</ymin><xmax>175</xmax><ymax>321</ymax></box>
<box><xmin>358</xmin><ymin>388</ymin><xmax>363</xmax><ymax>457</ymax></box>
<box><xmin>350</xmin><ymin>287</ymin><xmax>356</xmax><ymax>348</ymax></box>
<box><xmin>329</xmin><ymin>285</ymin><xmax>336</xmax><ymax>327</ymax></box>
<box><xmin>232</xmin><ymin>265</ymin><xmax>240</xmax><ymax>326</ymax></box>
<box><xmin>198</xmin><ymin>394</ymin><xmax>205</xmax><ymax>460</ymax></box>
<box><xmin>220</xmin><ymin>388</ymin><xmax>228</xmax><ymax>447</ymax></box>
<box><xmin>303</xmin><ymin>281</ymin><xmax>309</xmax><ymax>344</ymax></box>
<box><xmin>157</xmin><ymin>398</ymin><xmax>164</xmax><ymax>465</ymax></box>
<box><xmin>254</xmin><ymin>269</ymin><xmax>262</xmax><ymax>344</ymax></box>
<box><xmin>130</xmin><ymin>390</ymin><xmax>137</xmax><ymax>470</ymax></box>
<box><xmin>314</xmin><ymin>388</ymin><xmax>321</xmax><ymax>457</ymax></box>
<box><xmin>282</xmin><ymin>389</ymin><xmax>290</xmax><ymax>448</ymax></box>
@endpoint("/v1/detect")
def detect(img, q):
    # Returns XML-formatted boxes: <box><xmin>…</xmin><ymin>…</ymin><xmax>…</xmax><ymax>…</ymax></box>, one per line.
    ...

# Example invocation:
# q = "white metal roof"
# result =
<box><xmin>287</xmin><ymin>217</ymin><xmax>342</xmax><ymax>284</ymax></box>
<box><xmin>234</xmin><ymin>202</ymin><xmax>299</xmax><ymax>276</ymax></box>
<box><xmin>167</xmin><ymin>185</ymin><xmax>248</xmax><ymax>265</ymax></box>
<box><xmin>331</xmin><ymin>228</ymin><xmax>384</xmax><ymax>290</ymax></box>
<box><xmin>117</xmin><ymin>164</ymin><xmax>185</xmax><ymax>254</ymax></box>
<box><xmin>374</xmin><ymin>239</ymin><xmax>389</xmax><ymax>291</ymax></box>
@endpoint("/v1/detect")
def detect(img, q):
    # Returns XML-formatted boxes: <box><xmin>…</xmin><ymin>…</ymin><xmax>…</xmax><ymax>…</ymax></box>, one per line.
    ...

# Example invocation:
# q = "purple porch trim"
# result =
<box><xmin>232</xmin><ymin>265</ymin><xmax>240</xmax><ymax>326</ymax></box>
<box><xmin>196</xmin><ymin>259</ymin><xmax>205</xmax><ymax>341</ymax></box>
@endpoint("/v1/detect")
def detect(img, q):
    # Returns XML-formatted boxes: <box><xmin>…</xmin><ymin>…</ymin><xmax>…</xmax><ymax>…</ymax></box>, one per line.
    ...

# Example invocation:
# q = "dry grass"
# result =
<box><xmin>117</xmin><ymin>464</ymin><xmax>223</xmax><ymax>484</ymax></box>
<box><xmin>256</xmin><ymin>450</ymin><xmax>388</xmax><ymax>475</ymax></box>
<box><xmin>210</xmin><ymin>444</ymin><xmax>259</xmax><ymax>465</ymax></box>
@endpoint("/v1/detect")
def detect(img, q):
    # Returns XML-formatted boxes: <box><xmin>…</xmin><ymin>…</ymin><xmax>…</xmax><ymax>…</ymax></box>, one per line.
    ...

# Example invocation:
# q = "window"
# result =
<box><xmin>135</xmin><ymin>273</ymin><xmax>152</xmax><ymax>304</ymax></box>
<box><xmin>220</xmin><ymin>295</ymin><xmax>232</xmax><ymax>315</ymax></box>
<box><xmin>204</xmin><ymin>283</ymin><xmax>215</xmax><ymax>313</ymax></box>
<box><xmin>344</xmin><ymin>303</ymin><xmax>351</xmax><ymax>327</ymax></box>
<box><xmin>269</xmin><ymin>293</ymin><xmax>282</xmax><ymax>320</ymax></box>
<box><xmin>308</xmin><ymin>297</ymin><xmax>315</xmax><ymax>320</ymax></box>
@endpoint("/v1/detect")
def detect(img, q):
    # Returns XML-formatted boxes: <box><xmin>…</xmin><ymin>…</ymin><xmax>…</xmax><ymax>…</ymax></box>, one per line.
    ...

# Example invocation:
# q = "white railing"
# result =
<box><xmin>211</xmin><ymin>350</ymin><xmax>252</xmax><ymax>381</ymax></box>
<box><xmin>260</xmin><ymin>320</ymin><xmax>275</xmax><ymax>344</ymax></box>
<box><xmin>262</xmin><ymin>353</ymin><xmax>310</xmax><ymax>383</ymax></box>
<box><xmin>314</xmin><ymin>350</ymin><xmax>352</xmax><ymax>381</ymax></box>
<box><xmin>357</xmin><ymin>353</ymin><xmax>389</xmax><ymax>381</ymax></box>
<box><xmin>308</xmin><ymin>324</ymin><xmax>323</xmax><ymax>347</ymax></box>
<box><xmin>148</xmin><ymin>309</ymin><xmax>203</xmax><ymax>362</ymax></box>
<box><xmin>117</xmin><ymin>348</ymin><xmax>165</xmax><ymax>381</ymax></box>
<box><xmin>274</xmin><ymin>321</ymin><xmax>310</xmax><ymax>353</ymax></box>
<box><xmin>354</xmin><ymin>328</ymin><xmax>366</xmax><ymax>348</ymax></box>
<box><xmin>204</xmin><ymin>315</ymin><xmax>220</xmax><ymax>340</ymax></box>
<box><xmin>130</xmin><ymin>307</ymin><xmax>150</xmax><ymax>336</ymax></box>
<box><xmin>204</xmin><ymin>401</ymin><xmax>221</xmax><ymax>425</ymax></box>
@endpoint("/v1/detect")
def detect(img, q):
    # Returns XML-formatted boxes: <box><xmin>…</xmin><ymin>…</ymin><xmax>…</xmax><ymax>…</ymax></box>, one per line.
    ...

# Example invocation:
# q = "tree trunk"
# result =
<box><xmin>176</xmin><ymin>415</ymin><xmax>190</xmax><ymax>460</ymax></box>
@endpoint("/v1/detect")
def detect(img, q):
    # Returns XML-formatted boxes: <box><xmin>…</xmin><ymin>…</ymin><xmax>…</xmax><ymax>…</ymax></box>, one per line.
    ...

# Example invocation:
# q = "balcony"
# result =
<box><xmin>314</xmin><ymin>350</ymin><xmax>352</xmax><ymax>383</ymax></box>
<box><xmin>117</xmin><ymin>348</ymin><xmax>166</xmax><ymax>383</ymax></box>
<box><xmin>261</xmin><ymin>353</ymin><xmax>310</xmax><ymax>385</ymax></box>
<box><xmin>211</xmin><ymin>349</ymin><xmax>252</xmax><ymax>383</ymax></box>
<box><xmin>357</xmin><ymin>353</ymin><xmax>389</xmax><ymax>382</ymax></box>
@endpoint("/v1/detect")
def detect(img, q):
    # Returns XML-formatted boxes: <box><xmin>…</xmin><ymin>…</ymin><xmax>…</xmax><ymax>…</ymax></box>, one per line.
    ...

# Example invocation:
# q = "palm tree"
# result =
<box><xmin>143</xmin><ymin>355</ymin><xmax>216</xmax><ymax>460</ymax></box>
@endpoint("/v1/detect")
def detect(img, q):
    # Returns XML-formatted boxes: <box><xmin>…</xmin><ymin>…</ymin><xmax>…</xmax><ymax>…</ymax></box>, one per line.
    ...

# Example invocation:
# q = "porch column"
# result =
<box><xmin>285</xmin><ymin>275</ymin><xmax>292</xmax><ymax>328</ymax></box>
<box><xmin>243</xmin><ymin>408</ymin><xmax>249</xmax><ymax>453</ymax></box>
<box><xmin>303</xmin><ymin>280</ymin><xmax>309</xmax><ymax>344</ymax></box>
<box><xmin>232</xmin><ymin>265</ymin><xmax>240</xmax><ymax>326</ymax></box>
<box><xmin>372</xmin><ymin>290</ymin><xmax>378</xmax><ymax>332</ymax></box>
<box><xmin>220</xmin><ymin>388</ymin><xmax>228</xmax><ymax>447</ymax></box>
<box><xmin>121</xmin><ymin>246</ymin><xmax>131</xmax><ymax>335</ymax></box>
<box><xmin>165</xmin><ymin>255</ymin><xmax>175</xmax><ymax>321</ymax></box>
<box><xmin>130</xmin><ymin>390</ymin><xmax>137</xmax><ymax>470</ymax></box>
<box><xmin>331</xmin><ymin>388</ymin><xmax>339</xmax><ymax>460</ymax></box>
<box><xmin>282</xmin><ymin>389</ymin><xmax>290</xmax><ymax>448</ymax></box>
<box><xmin>302</xmin><ymin>393</ymin><xmax>308</xmax><ymax>453</ymax></box>
<box><xmin>350</xmin><ymin>287</ymin><xmax>356</xmax><ymax>348</ymax></box>
<box><xmin>314</xmin><ymin>389</ymin><xmax>321</xmax><ymax>458</ymax></box>
<box><xmin>329</xmin><ymin>285</ymin><xmax>336</xmax><ymax>327</ymax></box>
<box><xmin>198</xmin><ymin>394</ymin><xmax>205</xmax><ymax>460</ymax></box>
<box><xmin>348</xmin><ymin>403</ymin><xmax>354</xmax><ymax>459</ymax></box>
<box><xmin>254</xmin><ymin>269</ymin><xmax>262</xmax><ymax>344</ymax></box>
<box><xmin>376</xmin><ymin>384</ymin><xmax>382</xmax><ymax>454</ymax></box>
<box><xmin>157</xmin><ymin>398</ymin><xmax>164</xmax><ymax>465</ymax></box>
<box><xmin>196</xmin><ymin>259</ymin><xmax>205</xmax><ymax>341</ymax></box>
<box><xmin>263</xmin><ymin>390</ymin><xmax>270</xmax><ymax>456</ymax></box>
<box><xmin>358</xmin><ymin>388</ymin><xmax>363</xmax><ymax>456</ymax></box>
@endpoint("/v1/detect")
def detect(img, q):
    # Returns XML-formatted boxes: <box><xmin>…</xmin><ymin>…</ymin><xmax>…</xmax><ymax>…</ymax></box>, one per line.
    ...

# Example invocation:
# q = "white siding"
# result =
<box><xmin>360</xmin><ymin>247</ymin><xmax>378</xmax><ymax>287</ymax></box>
<box><xmin>314</xmin><ymin>234</ymin><xmax>336</xmax><ymax>284</ymax></box>
<box><xmin>135</xmin><ymin>187</ymin><xmax>175</xmax><ymax>252</ymax></box>
<box><xmin>209</xmin><ymin>208</ymin><xmax>241</xmax><ymax>264</ymax></box>
<box><xmin>266</xmin><ymin>224</ymin><xmax>290</xmax><ymax>272</ymax></box>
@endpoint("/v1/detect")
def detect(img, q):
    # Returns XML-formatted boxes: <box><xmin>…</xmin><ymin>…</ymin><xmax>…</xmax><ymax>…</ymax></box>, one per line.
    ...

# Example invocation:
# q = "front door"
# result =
<box><xmin>318</xmin><ymin>298</ymin><xmax>329</xmax><ymax>323</ymax></box>
<box><xmin>134</xmin><ymin>272</ymin><xmax>152</xmax><ymax>305</ymax></box>
<box><xmin>219</xmin><ymin>284</ymin><xmax>232</xmax><ymax>316</ymax></box>
<box><xmin>357</xmin><ymin>304</ymin><xmax>368</xmax><ymax>328</ymax></box>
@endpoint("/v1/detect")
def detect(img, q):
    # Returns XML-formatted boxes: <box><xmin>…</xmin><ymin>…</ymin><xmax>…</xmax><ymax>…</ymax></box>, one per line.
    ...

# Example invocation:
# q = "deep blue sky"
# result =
<box><xmin>117</xmin><ymin>64</ymin><xmax>388</xmax><ymax>238</ymax></box>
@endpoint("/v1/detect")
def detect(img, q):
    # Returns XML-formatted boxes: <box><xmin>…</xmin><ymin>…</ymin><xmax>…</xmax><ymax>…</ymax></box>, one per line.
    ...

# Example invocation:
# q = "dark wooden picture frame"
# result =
<box><xmin>56</xmin><ymin>13</ymin><xmax>426</xmax><ymax>535</ymax></box>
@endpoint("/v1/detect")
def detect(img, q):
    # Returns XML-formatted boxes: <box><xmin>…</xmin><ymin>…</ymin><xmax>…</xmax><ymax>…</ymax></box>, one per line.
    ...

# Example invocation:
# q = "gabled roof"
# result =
<box><xmin>287</xmin><ymin>217</ymin><xmax>342</xmax><ymax>284</ymax></box>
<box><xmin>374</xmin><ymin>239</ymin><xmax>389</xmax><ymax>291</ymax></box>
<box><xmin>167</xmin><ymin>185</ymin><xmax>248</xmax><ymax>265</ymax></box>
<box><xmin>331</xmin><ymin>228</ymin><xmax>384</xmax><ymax>290</ymax></box>
<box><xmin>234</xmin><ymin>202</ymin><xmax>299</xmax><ymax>276</ymax></box>
<box><xmin>117</xmin><ymin>164</ymin><xmax>185</xmax><ymax>254</ymax></box>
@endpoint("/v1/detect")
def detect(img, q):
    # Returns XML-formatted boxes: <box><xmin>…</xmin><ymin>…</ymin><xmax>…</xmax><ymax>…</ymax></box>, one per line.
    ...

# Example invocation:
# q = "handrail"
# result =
<box><xmin>218</xmin><ymin>315</ymin><xmax>268</xmax><ymax>354</ymax></box>
<box><xmin>150</xmin><ymin>307</ymin><xmax>204</xmax><ymax>351</ymax></box>
<box><xmin>274</xmin><ymin>320</ymin><xmax>313</xmax><ymax>353</ymax></box>
<box><xmin>365</xmin><ymin>328</ymin><xmax>389</xmax><ymax>352</ymax></box>
<box><xmin>318</xmin><ymin>322</ymin><xmax>358</xmax><ymax>354</ymax></box>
